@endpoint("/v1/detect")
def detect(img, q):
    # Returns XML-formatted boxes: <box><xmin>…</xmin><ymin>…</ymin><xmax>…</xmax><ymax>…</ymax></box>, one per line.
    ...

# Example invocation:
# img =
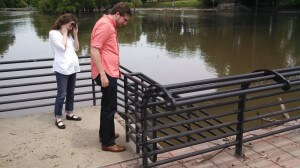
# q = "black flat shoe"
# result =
<box><xmin>55</xmin><ymin>120</ymin><xmax>66</xmax><ymax>129</ymax></box>
<box><xmin>66</xmin><ymin>114</ymin><xmax>82</xmax><ymax>121</ymax></box>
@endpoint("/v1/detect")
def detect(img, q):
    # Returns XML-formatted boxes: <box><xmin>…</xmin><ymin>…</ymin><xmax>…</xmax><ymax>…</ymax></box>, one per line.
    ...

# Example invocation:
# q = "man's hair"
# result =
<box><xmin>110</xmin><ymin>2</ymin><xmax>132</xmax><ymax>17</ymax></box>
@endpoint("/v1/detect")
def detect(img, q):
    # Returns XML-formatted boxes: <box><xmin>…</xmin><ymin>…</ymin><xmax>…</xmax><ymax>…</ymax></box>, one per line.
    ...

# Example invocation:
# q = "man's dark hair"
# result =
<box><xmin>110</xmin><ymin>2</ymin><xmax>132</xmax><ymax>17</ymax></box>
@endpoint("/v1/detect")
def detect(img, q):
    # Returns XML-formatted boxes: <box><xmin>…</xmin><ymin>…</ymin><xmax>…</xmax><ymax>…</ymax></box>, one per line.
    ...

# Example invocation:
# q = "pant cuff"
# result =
<box><xmin>55</xmin><ymin>115</ymin><xmax>62</xmax><ymax>119</ymax></box>
<box><xmin>65</xmin><ymin>110</ymin><xmax>73</xmax><ymax>114</ymax></box>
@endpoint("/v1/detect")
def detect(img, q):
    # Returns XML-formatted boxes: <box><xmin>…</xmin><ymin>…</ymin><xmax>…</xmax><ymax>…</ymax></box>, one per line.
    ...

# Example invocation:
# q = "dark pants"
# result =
<box><xmin>94</xmin><ymin>74</ymin><xmax>118</xmax><ymax>146</ymax></box>
<box><xmin>54</xmin><ymin>72</ymin><xmax>76</xmax><ymax>117</ymax></box>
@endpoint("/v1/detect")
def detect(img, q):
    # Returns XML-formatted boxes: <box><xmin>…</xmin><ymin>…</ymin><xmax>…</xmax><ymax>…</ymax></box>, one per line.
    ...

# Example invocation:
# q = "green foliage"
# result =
<box><xmin>143</xmin><ymin>0</ymin><xmax>201</xmax><ymax>8</ymax></box>
<box><xmin>36</xmin><ymin>0</ymin><xmax>57</xmax><ymax>13</ymax></box>
<box><xmin>1</xmin><ymin>0</ymin><xmax>300</xmax><ymax>11</ymax></box>
<box><xmin>280</xmin><ymin>0</ymin><xmax>300</xmax><ymax>6</ymax></box>
<box><xmin>15</xmin><ymin>0</ymin><xmax>28</xmax><ymax>7</ymax></box>
<box><xmin>201</xmin><ymin>0</ymin><xmax>218</xmax><ymax>8</ymax></box>
<box><xmin>0</xmin><ymin>0</ymin><xmax>30</xmax><ymax>8</ymax></box>
<box><xmin>1</xmin><ymin>0</ymin><xmax>15</xmax><ymax>8</ymax></box>
<box><xmin>0</xmin><ymin>1</ymin><xmax>6</xmax><ymax>8</ymax></box>
<box><xmin>57</xmin><ymin>0</ymin><xmax>80</xmax><ymax>12</ymax></box>
<box><xmin>78</xmin><ymin>0</ymin><xmax>95</xmax><ymax>11</ymax></box>
<box><xmin>126</xmin><ymin>0</ymin><xmax>143</xmax><ymax>8</ymax></box>
<box><xmin>33</xmin><ymin>0</ymin><xmax>131</xmax><ymax>13</ymax></box>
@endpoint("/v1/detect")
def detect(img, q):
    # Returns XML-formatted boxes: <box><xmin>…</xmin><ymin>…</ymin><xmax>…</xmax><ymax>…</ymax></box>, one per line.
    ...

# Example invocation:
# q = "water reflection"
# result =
<box><xmin>198</xmin><ymin>12</ymin><xmax>300</xmax><ymax>77</ymax></box>
<box><xmin>0</xmin><ymin>11</ymin><xmax>300</xmax><ymax>83</ymax></box>
<box><xmin>0</xmin><ymin>13</ymin><xmax>17</xmax><ymax>58</ymax></box>
<box><xmin>31</xmin><ymin>13</ymin><xmax>56</xmax><ymax>41</ymax></box>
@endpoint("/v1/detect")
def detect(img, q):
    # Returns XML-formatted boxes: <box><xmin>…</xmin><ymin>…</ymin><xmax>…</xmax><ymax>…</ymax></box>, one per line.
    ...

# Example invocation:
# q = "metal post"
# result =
<box><xmin>124</xmin><ymin>77</ymin><xmax>129</xmax><ymax>142</ymax></box>
<box><xmin>92</xmin><ymin>79</ymin><xmax>96</xmax><ymax>106</ymax></box>
<box><xmin>234</xmin><ymin>84</ymin><xmax>247</xmax><ymax>157</ymax></box>
<box><xmin>187</xmin><ymin>105</ymin><xmax>192</xmax><ymax>142</ymax></box>
<box><xmin>134</xmin><ymin>83</ymin><xmax>140</xmax><ymax>154</ymax></box>
<box><xmin>142</xmin><ymin>105</ymin><xmax>148</xmax><ymax>167</ymax></box>
<box><xmin>151</xmin><ymin>96</ymin><xmax>157</xmax><ymax>162</ymax></box>
<box><xmin>141</xmin><ymin>91</ymin><xmax>151</xmax><ymax>167</ymax></box>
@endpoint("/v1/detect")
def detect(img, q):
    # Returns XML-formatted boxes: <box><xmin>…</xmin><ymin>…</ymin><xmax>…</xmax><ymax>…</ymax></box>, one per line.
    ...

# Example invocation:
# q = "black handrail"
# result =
<box><xmin>2</xmin><ymin>57</ymin><xmax>300</xmax><ymax>168</ymax></box>
<box><xmin>0</xmin><ymin>56</ymin><xmax>129</xmax><ymax>114</ymax></box>
<box><xmin>123</xmin><ymin>66</ymin><xmax>300</xmax><ymax>168</ymax></box>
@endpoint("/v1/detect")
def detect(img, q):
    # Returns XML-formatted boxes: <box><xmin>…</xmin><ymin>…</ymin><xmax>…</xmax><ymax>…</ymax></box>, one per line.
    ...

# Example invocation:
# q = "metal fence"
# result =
<box><xmin>0</xmin><ymin>56</ymin><xmax>130</xmax><ymax>115</ymax></box>
<box><xmin>123</xmin><ymin>67</ymin><xmax>300</xmax><ymax>167</ymax></box>
<box><xmin>2</xmin><ymin>57</ymin><xmax>300</xmax><ymax>168</ymax></box>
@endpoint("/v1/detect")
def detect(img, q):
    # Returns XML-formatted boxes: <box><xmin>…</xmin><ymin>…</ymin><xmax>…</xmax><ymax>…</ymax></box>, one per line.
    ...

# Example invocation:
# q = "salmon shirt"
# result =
<box><xmin>90</xmin><ymin>15</ymin><xmax>120</xmax><ymax>79</ymax></box>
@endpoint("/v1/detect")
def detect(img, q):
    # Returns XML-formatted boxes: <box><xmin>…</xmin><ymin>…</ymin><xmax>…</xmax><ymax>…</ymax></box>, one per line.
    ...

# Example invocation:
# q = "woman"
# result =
<box><xmin>49</xmin><ymin>13</ymin><xmax>81</xmax><ymax>129</ymax></box>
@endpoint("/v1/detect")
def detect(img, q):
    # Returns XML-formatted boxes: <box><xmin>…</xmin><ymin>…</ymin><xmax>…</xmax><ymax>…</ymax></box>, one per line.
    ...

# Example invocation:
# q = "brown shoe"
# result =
<box><xmin>102</xmin><ymin>145</ymin><xmax>126</xmax><ymax>152</ymax></box>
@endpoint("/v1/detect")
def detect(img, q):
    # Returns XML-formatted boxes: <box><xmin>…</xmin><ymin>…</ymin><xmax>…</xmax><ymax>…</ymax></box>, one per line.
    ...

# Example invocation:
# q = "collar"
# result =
<box><xmin>104</xmin><ymin>15</ymin><xmax>116</xmax><ymax>28</ymax></box>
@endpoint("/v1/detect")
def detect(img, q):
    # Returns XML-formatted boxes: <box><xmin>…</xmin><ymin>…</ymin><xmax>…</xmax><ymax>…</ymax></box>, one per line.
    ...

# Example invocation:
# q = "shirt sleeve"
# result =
<box><xmin>91</xmin><ymin>22</ymin><xmax>110</xmax><ymax>49</ymax></box>
<box><xmin>49</xmin><ymin>30</ymin><xmax>66</xmax><ymax>51</ymax></box>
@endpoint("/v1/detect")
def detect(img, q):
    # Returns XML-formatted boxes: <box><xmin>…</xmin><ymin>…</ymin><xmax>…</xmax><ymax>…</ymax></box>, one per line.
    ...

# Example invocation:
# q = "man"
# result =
<box><xmin>90</xmin><ymin>2</ymin><xmax>132</xmax><ymax>152</ymax></box>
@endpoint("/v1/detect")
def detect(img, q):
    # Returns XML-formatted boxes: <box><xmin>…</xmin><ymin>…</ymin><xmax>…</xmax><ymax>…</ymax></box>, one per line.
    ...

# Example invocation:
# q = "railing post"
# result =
<box><xmin>187</xmin><ymin>105</ymin><xmax>192</xmax><ymax>142</ymax></box>
<box><xmin>235</xmin><ymin>84</ymin><xmax>247</xmax><ymax>157</ymax></box>
<box><xmin>151</xmin><ymin>96</ymin><xmax>158</xmax><ymax>162</ymax></box>
<box><xmin>141</xmin><ymin>87</ymin><xmax>153</xmax><ymax>168</ymax></box>
<box><xmin>134</xmin><ymin>83</ymin><xmax>140</xmax><ymax>154</ymax></box>
<box><xmin>141</xmin><ymin>104</ymin><xmax>148</xmax><ymax>167</ymax></box>
<box><xmin>124</xmin><ymin>77</ymin><xmax>129</xmax><ymax>142</ymax></box>
<box><xmin>92</xmin><ymin>79</ymin><xmax>96</xmax><ymax>106</ymax></box>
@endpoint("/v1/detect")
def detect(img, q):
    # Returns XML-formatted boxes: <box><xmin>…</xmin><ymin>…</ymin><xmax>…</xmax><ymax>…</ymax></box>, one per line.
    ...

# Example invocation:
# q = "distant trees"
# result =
<box><xmin>0</xmin><ymin>0</ymin><xmax>134</xmax><ymax>13</ymax></box>
<box><xmin>1</xmin><ymin>0</ymin><xmax>299</xmax><ymax>11</ymax></box>
<box><xmin>202</xmin><ymin>0</ymin><xmax>300</xmax><ymax>8</ymax></box>
<box><xmin>0</xmin><ymin>0</ymin><xmax>31</xmax><ymax>8</ymax></box>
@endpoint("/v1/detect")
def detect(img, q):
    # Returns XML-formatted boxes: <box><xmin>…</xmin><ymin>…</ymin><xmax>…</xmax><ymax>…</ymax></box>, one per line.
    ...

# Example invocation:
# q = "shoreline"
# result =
<box><xmin>1</xmin><ymin>7</ymin><xmax>300</xmax><ymax>13</ymax></box>
<box><xmin>0</xmin><ymin>7</ymin><xmax>36</xmax><ymax>11</ymax></box>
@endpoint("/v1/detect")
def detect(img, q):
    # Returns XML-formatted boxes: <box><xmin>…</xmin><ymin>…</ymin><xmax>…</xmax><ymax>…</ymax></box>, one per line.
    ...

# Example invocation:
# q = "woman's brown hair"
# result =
<box><xmin>52</xmin><ymin>13</ymin><xmax>78</xmax><ymax>36</ymax></box>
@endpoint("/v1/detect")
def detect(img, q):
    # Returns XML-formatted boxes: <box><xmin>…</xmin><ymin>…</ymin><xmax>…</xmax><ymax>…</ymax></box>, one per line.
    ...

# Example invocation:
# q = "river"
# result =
<box><xmin>1</xmin><ymin>10</ymin><xmax>300</xmax><ymax>117</ymax></box>
<box><xmin>1</xmin><ymin>10</ymin><xmax>299</xmax><ymax>85</ymax></box>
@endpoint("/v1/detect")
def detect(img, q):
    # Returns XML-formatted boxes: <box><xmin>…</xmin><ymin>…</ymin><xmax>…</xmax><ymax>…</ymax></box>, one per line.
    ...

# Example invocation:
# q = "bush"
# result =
<box><xmin>202</xmin><ymin>0</ymin><xmax>219</xmax><ymax>8</ymax></box>
<box><xmin>280</xmin><ymin>0</ymin><xmax>300</xmax><ymax>6</ymax></box>
<box><xmin>15</xmin><ymin>0</ymin><xmax>28</xmax><ymax>8</ymax></box>
<box><xmin>126</xmin><ymin>0</ymin><xmax>143</xmax><ymax>8</ymax></box>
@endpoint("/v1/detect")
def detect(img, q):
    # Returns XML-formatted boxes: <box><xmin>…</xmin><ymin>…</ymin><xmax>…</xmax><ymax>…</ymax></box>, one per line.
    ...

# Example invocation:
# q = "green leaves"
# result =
<box><xmin>33</xmin><ymin>0</ymin><xmax>131</xmax><ymax>13</ymax></box>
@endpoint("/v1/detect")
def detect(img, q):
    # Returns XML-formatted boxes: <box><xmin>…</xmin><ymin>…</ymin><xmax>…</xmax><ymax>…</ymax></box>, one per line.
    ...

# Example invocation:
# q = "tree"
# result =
<box><xmin>15</xmin><ymin>0</ymin><xmax>28</xmax><ymax>7</ymax></box>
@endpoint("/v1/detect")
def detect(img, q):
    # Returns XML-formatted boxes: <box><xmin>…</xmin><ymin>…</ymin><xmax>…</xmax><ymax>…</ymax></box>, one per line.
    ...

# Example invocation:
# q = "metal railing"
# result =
<box><xmin>0</xmin><ymin>56</ymin><xmax>130</xmax><ymax>114</ymax></box>
<box><xmin>123</xmin><ymin>66</ymin><xmax>300</xmax><ymax>167</ymax></box>
<box><xmin>2</xmin><ymin>57</ymin><xmax>300</xmax><ymax>168</ymax></box>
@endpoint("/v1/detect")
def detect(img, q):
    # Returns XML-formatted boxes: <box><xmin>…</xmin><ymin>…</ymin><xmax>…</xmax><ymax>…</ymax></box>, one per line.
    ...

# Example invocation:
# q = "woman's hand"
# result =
<box><xmin>73</xmin><ymin>23</ymin><xmax>79</xmax><ymax>51</ymax></box>
<box><xmin>73</xmin><ymin>23</ymin><xmax>78</xmax><ymax>34</ymax></box>
<box><xmin>61</xmin><ymin>26</ymin><xmax>68</xmax><ymax>36</ymax></box>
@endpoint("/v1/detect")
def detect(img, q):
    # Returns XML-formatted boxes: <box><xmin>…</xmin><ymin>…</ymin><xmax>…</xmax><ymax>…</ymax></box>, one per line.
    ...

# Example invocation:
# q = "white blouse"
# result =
<box><xmin>49</xmin><ymin>30</ymin><xmax>80</xmax><ymax>75</ymax></box>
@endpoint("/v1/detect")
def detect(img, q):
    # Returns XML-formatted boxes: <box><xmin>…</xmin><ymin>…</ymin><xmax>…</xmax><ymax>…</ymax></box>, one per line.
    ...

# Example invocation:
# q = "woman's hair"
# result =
<box><xmin>52</xmin><ymin>13</ymin><xmax>78</xmax><ymax>36</ymax></box>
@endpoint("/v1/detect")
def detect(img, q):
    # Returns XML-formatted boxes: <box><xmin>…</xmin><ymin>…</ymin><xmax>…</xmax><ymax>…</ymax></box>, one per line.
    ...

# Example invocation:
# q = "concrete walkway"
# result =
<box><xmin>104</xmin><ymin>121</ymin><xmax>300</xmax><ymax>168</ymax></box>
<box><xmin>1</xmin><ymin>106</ymin><xmax>300</xmax><ymax>168</ymax></box>
<box><xmin>0</xmin><ymin>106</ymin><xmax>138</xmax><ymax>168</ymax></box>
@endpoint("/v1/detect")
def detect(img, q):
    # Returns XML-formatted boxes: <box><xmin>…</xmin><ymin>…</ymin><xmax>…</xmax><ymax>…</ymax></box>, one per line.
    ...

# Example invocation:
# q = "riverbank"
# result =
<box><xmin>0</xmin><ymin>7</ymin><xmax>36</xmax><ymax>11</ymax></box>
<box><xmin>1</xmin><ymin>7</ymin><xmax>300</xmax><ymax>13</ymax></box>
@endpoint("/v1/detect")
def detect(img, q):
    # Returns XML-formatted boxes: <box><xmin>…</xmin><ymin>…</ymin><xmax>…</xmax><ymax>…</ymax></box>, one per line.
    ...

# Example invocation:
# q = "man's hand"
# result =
<box><xmin>101</xmin><ymin>74</ymin><xmax>109</xmax><ymax>87</ymax></box>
